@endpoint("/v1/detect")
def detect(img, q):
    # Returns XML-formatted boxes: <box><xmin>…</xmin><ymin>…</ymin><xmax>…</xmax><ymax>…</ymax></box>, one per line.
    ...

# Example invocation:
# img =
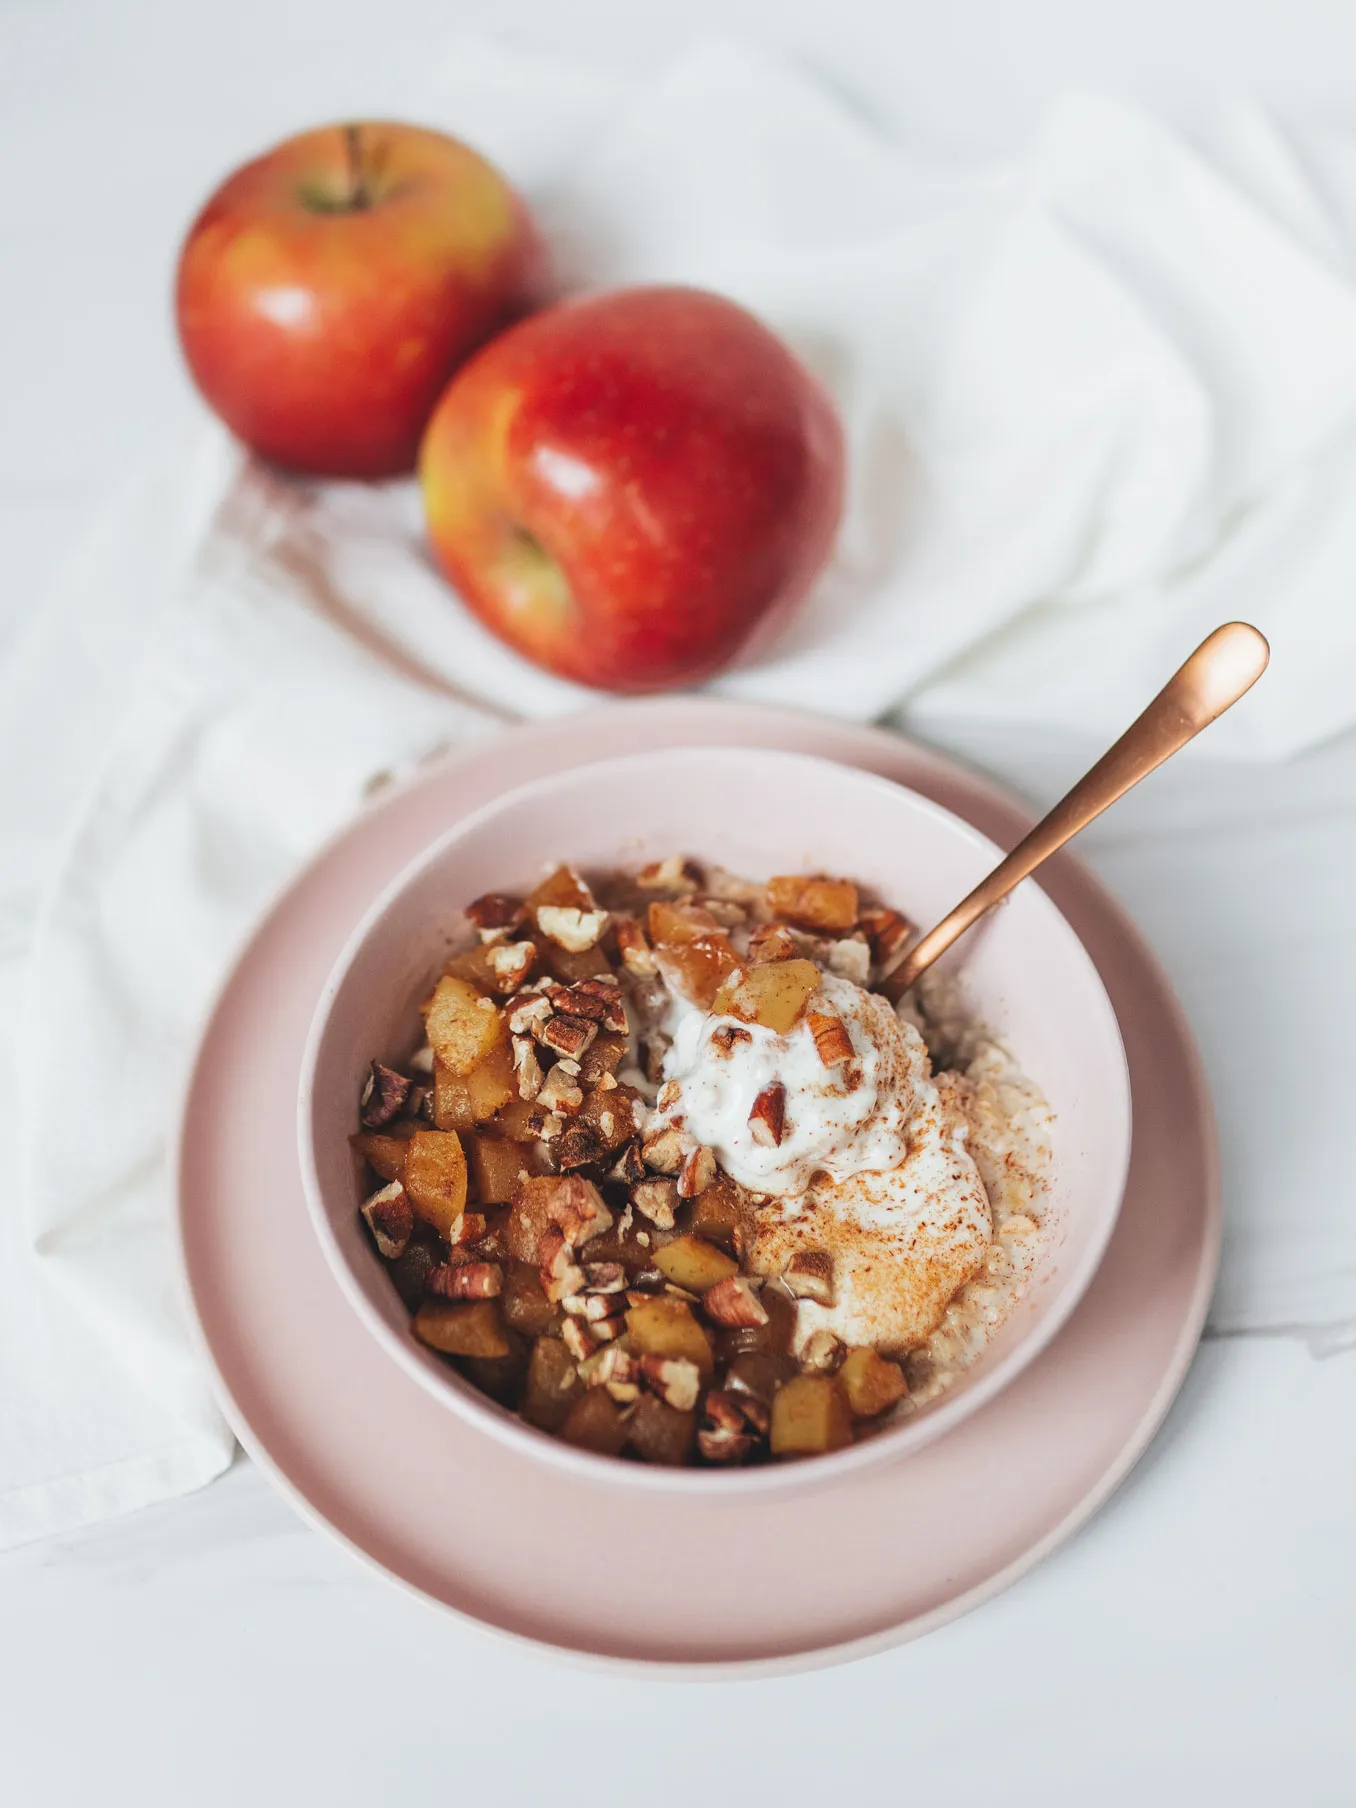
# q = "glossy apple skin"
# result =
<box><xmin>418</xmin><ymin>286</ymin><xmax>844</xmax><ymax>691</ymax></box>
<box><xmin>176</xmin><ymin>122</ymin><xmax>545</xmax><ymax>478</ymax></box>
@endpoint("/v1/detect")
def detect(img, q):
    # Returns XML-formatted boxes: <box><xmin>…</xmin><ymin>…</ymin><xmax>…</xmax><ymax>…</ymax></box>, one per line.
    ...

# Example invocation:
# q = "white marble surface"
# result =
<box><xmin>3</xmin><ymin>1</ymin><xmax>1356</xmax><ymax>1801</ymax></box>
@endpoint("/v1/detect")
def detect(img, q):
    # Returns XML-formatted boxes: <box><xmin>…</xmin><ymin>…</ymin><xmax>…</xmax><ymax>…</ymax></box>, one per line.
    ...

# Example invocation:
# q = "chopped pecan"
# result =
<box><xmin>636</xmin><ymin>855</ymin><xmax>702</xmax><ymax>893</ymax></box>
<box><xmin>703</xmin><ymin>1390</ymin><xmax>750</xmax><ymax>1434</ymax></box>
<box><xmin>783</xmin><ymin>1250</ymin><xmax>835</xmax><ymax>1305</ymax></box>
<box><xmin>609</xmin><ymin>1140</ymin><xmax>646</xmax><ymax>1187</ymax></box>
<box><xmin>538</xmin><ymin>1013</ymin><xmax>598</xmax><ymax>1060</ymax></box>
<box><xmin>484</xmin><ymin>940</ymin><xmax>536</xmax><ymax>993</ymax></box>
<box><xmin>426</xmin><ymin>1260</ymin><xmax>503</xmax><ymax>1300</ymax></box>
<box><xmin>746</xmin><ymin>922</ymin><xmax>799</xmax><ymax>965</ymax></box>
<box><xmin>807</xmin><ymin>1013</ymin><xmax>854</xmax><ymax>1068</ymax></box>
<box><xmin>697</xmin><ymin>1426</ymin><xmax>754</xmax><ymax>1463</ymax></box>
<box><xmin>578</xmin><ymin>1343</ymin><xmax>640</xmax><ymax>1390</ymax></box>
<box><xmin>639</xmin><ymin>1354</ymin><xmax>701</xmax><ymax>1411</ymax></box>
<box><xmin>507</xmin><ymin>992</ymin><xmax>554</xmax><ymax>1037</ymax></box>
<box><xmin>536</xmin><ymin>905</ymin><xmax>609</xmax><ymax>952</ymax></box>
<box><xmin>359</xmin><ymin>1062</ymin><xmax>411</xmax><ymax>1129</ymax></box>
<box><xmin>448</xmin><ymin>1211</ymin><xmax>488</xmax><ymax>1247</ymax></box>
<box><xmin>562</xmin><ymin>1291</ymin><xmax>620</xmax><ymax>1322</ymax></box>
<box><xmin>556</xmin><ymin>1121</ymin><xmax>604</xmax><ymax>1171</ymax></box>
<box><xmin>465</xmin><ymin>892</ymin><xmax>527</xmax><ymax>938</ymax></box>
<box><xmin>677</xmin><ymin>1145</ymin><xmax>716</xmax><ymax>1199</ymax></box>
<box><xmin>547</xmin><ymin>976</ymin><xmax>628</xmax><ymax>1033</ymax></box>
<box><xmin>859</xmin><ymin>906</ymin><xmax>915</xmax><ymax>971</ymax></box>
<box><xmin>709</xmin><ymin>1024</ymin><xmax>753</xmax><ymax>1054</ymax></box>
<box><xmin>589</xmin><ymin>1313</ymin><xmax>626</xmax><ymax>1343</ymax></box>
<box><xmin>360</xmin><ymin>1181</ymin><xmax>413</xmax><ymax>1259</ymax></box>
<box><xmin>631</xmin><ymin>1177</ymin><xmax>679</xmax><ymax>1230</ymax></box>
<box><xmin>702</xmin><ymin>1274</ymin><xmax>768</xmax><ymax>1328</ymax></box>
<box><xmin>539</xmin><ymin>1227</ymin><xmax>586</xmax><ymax>1303</ymax></box>
<box><xmin>538</xmin><ymin>1062</ymin><xmax>584</xmax><ymax>1115</ymax></box>
<box><xmin>640</xmin><ymin>1124</ymin><xmax>685</xmax><ymax>1174</ymax></box>
<box><xmin>511</xmin><ymin>1034</ymin><xmax>544</xmax><ymax>1101</ymax></box>
<box><xmin>748</xmin><ymin>1082</ymin><xmax>787</xmax><ymax>1148</ymax></box>
<box><xmin>614</xmin><ymin>915</ymin><xmax>658</xmax><ymax>978</ymax></box>
<box><xmin>510</xmin><ymin>1174</ymin><xmax>612</xmax><ymax>1263</ymax></box>
<box><xmin>801</xmin><ymin>1328</ymin><xmax>844</xmax><ymax>1372</ymax></box>
<box><xmin>561</xmin><ymin>1318</ymin><xmax>597</xmax><ymax>1362</ymax></box>
<box><xmin>582</xmin><ymin>1261</ymin><xmax>627</xmax><ymax>1293</ymax></box>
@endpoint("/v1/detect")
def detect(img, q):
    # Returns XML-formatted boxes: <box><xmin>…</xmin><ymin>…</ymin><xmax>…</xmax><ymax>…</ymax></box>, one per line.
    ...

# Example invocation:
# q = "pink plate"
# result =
<box><xmin>176</xmin><ymin>699</ymin><xmax>1219</xmax><ymax>1675</ymax></box>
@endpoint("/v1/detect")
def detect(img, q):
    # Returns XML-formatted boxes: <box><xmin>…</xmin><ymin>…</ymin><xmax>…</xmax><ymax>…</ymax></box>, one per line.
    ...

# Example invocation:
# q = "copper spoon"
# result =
<box><xmin>882</xmin><ymin>621</ymin><xmax>1271</xmax><ymax>1000</ymax></box>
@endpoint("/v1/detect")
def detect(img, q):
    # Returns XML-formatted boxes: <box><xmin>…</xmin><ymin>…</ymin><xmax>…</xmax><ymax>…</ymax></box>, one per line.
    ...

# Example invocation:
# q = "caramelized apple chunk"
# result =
<box><xmin>402</xmin><ymin>1130</ymin><xmax>469</xmax><ymax>1241</ymax></box>
<box><xmin>412</xmin><ymin>1298</ymin><xmax>510</xmax><ymax>1360</ymax></box>
<box><xmin>765</xmin><ymin>874</ymin><xmax>859</xmax><ymax>933</ymax></box>
<box><xmin>522</xmin><ymin>1334</ymin><xmax>580</xmax><ymax>1430</ymax></box>
<box><xmin>770</xmin><ymin>1375</ymin><xmax>852</xmax><ymax>1456</ymax></box>
<box><xmin>652</xmin><ymin>1234</ymin><xmax>738</xmax><ymax>1294</ymax></box>
<box><xmin>837</xmin><ymin>1347</ymin><xmax>907</xmax><ymax>1417</ymax></box>
<box><xmin>423</xmin><ymin>975</ymin><xmax>505</xmax><ymax>1077</ymax></box>
<box><xmin>627</xmin><ymin>1393</ymin><xmax>696</xmax><ymax>1465</ymax></box>
<box><xmin>713</xmin><ymin>958</ymin><xmax>821</xmax><ymax>1034</ymax></box>
<box><xmin>624</xmin><ymin>1296</ymin><xmax>714</xmax><ymax>1374</ymax></box>
<box><xmin>560</xmin><ymin>1387</ymin><xmax>629</xmax><ymax>1456</ymax></box>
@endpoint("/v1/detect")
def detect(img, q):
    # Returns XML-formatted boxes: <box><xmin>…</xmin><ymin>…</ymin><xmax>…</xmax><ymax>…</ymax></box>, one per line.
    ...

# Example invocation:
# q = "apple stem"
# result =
<box><xmin>344</xmin><ymin>123</ymin><xmax>372</xmax><ymax>211</ymax></box>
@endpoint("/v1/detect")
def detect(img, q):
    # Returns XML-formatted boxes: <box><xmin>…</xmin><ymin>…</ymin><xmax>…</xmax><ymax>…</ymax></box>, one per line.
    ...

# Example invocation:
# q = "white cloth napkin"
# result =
<box><xmin>5</xmin><ymin>34</ymin><xmax>1356</xmax><ymax>1548</ymax></box>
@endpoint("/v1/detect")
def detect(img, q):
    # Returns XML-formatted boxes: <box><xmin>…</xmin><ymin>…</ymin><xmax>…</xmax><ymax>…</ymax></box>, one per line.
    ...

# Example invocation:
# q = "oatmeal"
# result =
<box><xmin>349</xmin><ymin>857</ymin><xmax>1050</xmax><ymax>1466</ymax></box>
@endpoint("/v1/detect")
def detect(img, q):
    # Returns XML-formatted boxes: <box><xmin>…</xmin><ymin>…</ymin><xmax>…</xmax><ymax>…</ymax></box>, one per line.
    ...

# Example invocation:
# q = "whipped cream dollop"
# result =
<box><xmin>661</xmin><ymin>970</ymin><xmax>923</xmax><ymax>1196</ymax></box>
<box><xmin>657</xmin><ymin>968</ymin><xmax>995</xmax><ymax>1351</ymax></box>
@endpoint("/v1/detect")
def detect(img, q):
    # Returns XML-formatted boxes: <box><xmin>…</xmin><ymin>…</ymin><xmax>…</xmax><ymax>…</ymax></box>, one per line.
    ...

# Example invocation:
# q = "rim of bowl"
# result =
<box><xmin>299</xmin><ymin>745</ymin><xmax>1132</xmax><ymax>1495</ymax></box>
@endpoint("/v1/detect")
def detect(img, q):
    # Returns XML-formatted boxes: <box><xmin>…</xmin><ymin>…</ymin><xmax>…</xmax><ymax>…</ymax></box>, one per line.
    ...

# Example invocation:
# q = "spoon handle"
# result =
<box><xmin>882</xmin><ymin>621</ymin><xmax>1270</xmax><ymax>999</ymax></box>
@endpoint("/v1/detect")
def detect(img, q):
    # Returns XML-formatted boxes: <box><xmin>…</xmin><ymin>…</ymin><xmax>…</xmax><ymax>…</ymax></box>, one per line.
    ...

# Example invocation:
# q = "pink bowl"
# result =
<box><xmin>299</xmin><ymin>746</ymin><xmax>1131</xmax><ymax>1493</ymax></box>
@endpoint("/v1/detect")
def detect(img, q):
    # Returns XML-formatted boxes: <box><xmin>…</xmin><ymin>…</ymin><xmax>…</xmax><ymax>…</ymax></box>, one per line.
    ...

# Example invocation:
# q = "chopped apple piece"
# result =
<box><xmin>714</xmin><ymin>958</ymin><xmax>820</xmax><ymax>1034</ymax></box>
<box><xmin>765</xmin><ymin>874</ymin><xmax>859</xmax><ymax>933</ymax></box>
<box><xmin>402</xmin><ymin>1130</ymin><xmax>469</xmax><ymax>1240</ymax></box>
<box><xmin>464</xmin><ymin>1133</ymin><xmax>534</xmax><ymax>1205</ymax></box>
<box><xmin>647</xmin><ymin>900</ymin><xmax>740</xmax><ymax>1009</ymax></box>
<box><xmin>624</xmin><ymin>1295</ymin><xmax>714</xmax><ymax>1374</ymax></box>
<box><xmin>526</xmin><ymin>863</ymin><xmax>594</xmax><ymax>913</ymax></box>
<box><xmin>464</xmin><ymin>1036</ymin><xmax>516</xmax><ymax>1122</ymax></box>
<box><xmin>431</xmin><ymin>1056</ymin><xmax>475</xmax><ymax>1133</ymax></box>
<box><xmin>770</xmin><ymin>1374</ymin><xmax>852</xmax><ymax>1456</ymax></box>
<box><xmin>459</xmin><ymin>1333</ymin><xmax>527</xmax><ymax>1406</ymax></box>
<box><xmin>653</xmin><ymin>1234</ymin><xmax>738</xmax><ymax>1293</ymax></box>
<box><xmin>560</xmin><ymin>1387</ymin><xmax>629</xmax><ymax>1456</ymax></box>
<box><xmin>412</xmin><ymin>1298</ymin><xmax>510</xmax><ymax>1359</ymax></box>
<box><xmin>746</xmin><ymin>922</ymin><xmax>799</xmax><ymax>964</ymax></box>
<box><xmin>351</xmin><ymin>1130</ymin><xmax>413</xmax><ymax>1184</ymax></box>
<box><xmin>627</xmin><ymin>1393</ymin><xmax>696</xmax><ymax>1465</ymax></box>
<box><xmin>687</xmin><ymin>1174</ymin><xmax>749</xmax><ymax>1254</ymax></box>
<box><xmin>502</xmin><ymin>1261</ymin><xmax>561</xmax><ymax>1337</ymax></box>
<box><xmin>424</xmin><ymin>975</ymin><xmax>504</xmax><ymax>1078</ymax></box>
<box><xmin>522</xmin><ymin>1333</ymin><xmax>580</xmax><ymax>1430</ymax></box>
<box><xmin>837</xmin><ymin>1347</ymin><xmax>907</xmax><ymax>1418</ymax></box>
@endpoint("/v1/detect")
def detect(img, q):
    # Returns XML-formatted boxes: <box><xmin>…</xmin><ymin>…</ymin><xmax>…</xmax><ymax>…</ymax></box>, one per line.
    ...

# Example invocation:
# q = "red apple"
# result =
<box><xmin>418</xmin><ymin>285</ymin><xmax>844</xmax><ymax>691</ymax></box>
<box><xmin>176</xmin><ymin>122</ymin><xmax>545</xmax><ymax>478</ymax></box>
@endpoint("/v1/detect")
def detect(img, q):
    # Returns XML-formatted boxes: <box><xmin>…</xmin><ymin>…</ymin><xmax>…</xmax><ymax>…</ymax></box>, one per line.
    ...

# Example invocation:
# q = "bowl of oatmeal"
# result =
<box><xmin>299</xmin><ymin>746</ymin><xmax>1130</xmax><ymax>1489</ymax></box>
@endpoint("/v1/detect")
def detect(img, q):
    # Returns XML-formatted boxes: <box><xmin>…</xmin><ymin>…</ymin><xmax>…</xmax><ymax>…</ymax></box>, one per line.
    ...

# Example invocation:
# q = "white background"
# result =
<box><xmin>3</xmin><ymin>2</ymin><xmax>1356</xmax><ymax>1804</ymax></box>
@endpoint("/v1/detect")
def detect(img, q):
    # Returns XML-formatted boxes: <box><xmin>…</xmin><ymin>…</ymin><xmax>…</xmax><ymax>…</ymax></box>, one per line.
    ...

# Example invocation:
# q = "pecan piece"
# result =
<box><xmin>465</xmin><ymin>892</ymin><xmax>527</xmax><ymax>938</ymax></box>
<box><xmin>426</xmin><ymin>1260</ymin><xmax>503</xmax><ymax>1301</ymax></box>
<box><xmin>677</xmin><ymin>1145</ymin><xmax>716</xmax><ymax>1199</ymax></box>
<box><xmin>860</xmin><ymin>906</ymin><xmax>915</xmax><ymax>971</ymax></box>
<box><xmin>562</xmin><ymin>1290</ymin><xmax>621</xmax><ymax>1322</ymax></box>
<box><xmin>536</xmin><ymin>905</ymin><xmax>609</xmax><ymax>952</ymax></box>
<box><xmin>807</xmin><ymin>1012</ymin><xmax>853</xmax><ymax>1068</ymax></box>
<box><xmin>801</xmin><ymin>1328</ymin><xmax>844</xmax><ymax>1372</ymax></box>
<box><xmin>614</xmin><ymin>915</ymin><xmax>657</xmax><ymax>978</ymax></box>
<box><xmin>538</xmin><ymin>1013</ymin><xmax>598</xmax><ymax>1060</ymax></box>
<box><xmin>748</xmin><ymin>1082</ymin><xmax>786</xmax><ymax>1148</ymax></box>
<box><xmin>484</xmin><ymin>940</ymin><xmax>536</xmax><ymax>994</ymax></box>
<box><xmin>640</xmin><ymin>1124</ymin><xmax>685</xmax><ymax>1174</ymax></box>
<box><xmin>359</xmin><ymin>1062</ymin><xmax>411</xmax><ymax>1129</ymax></box>
<box><xmin>561</xmin><ymin>1317</ymin><xmax>597</xmax><ymax>1362</ymax></box>
<box><xmin>511</xmin><ymin>1034</ymin><xmax>544</xmax><ymax>1101</ymax></box>
<box><xmin>609</xmin><ymin>1139</ymin><xmax>646</xmax><ymax>1187</ymax></box>
<box><xmin>783</xmin><ymin>1249</ymin><xmax>835</xmax><ymax>1304</ymax></box>
<box><xmin>697</xmin><ymin>1426</ymin><xmax>754</xmax><ymax>1463</ymax></box>
<box><xmin>639</xmin><ymin>1354</ymin><xmax>702</xmax><ymax>1411</ymax></box>
<box><xmin>632</xmin><ymin>1177</ymin><xmax>679</xmax><ymax>1230</ymax></box>
<box><xmin>746</xmin><ymin>922</ymin><xmax>799</xmax><ymax>965</ymax></box>
<box><xmin>582</xmin><ymin>1262</ymin><xmax>627</xmax><ymax>1293</ymax></box>
<box><xmin>556</xmin><ymin>1121</ymin><xmax>604</xmax><ymax>1171</ymax></box>
<box><xmin>538</xmin><ymin>1062</ymin><xmax>584</xmax><ymax>1115</ymax></box>
<box><xmin>539</xmin><ymin>1227</ymin><xmax>586</xmax><ymax>1303</ymax></box>
<box><xmin>508</xmin><ymin>992</ymin><xmax>554</xmax><ymax>1037</ymax></box>
<box><xmin>702</xmin><ymin>1274</ymin><xmax>769</xmax><ymax>1328</ymax></box>
<box><xmin>636</xmin><ymin>855</ymin><xmax>702</xmax><ymax>893</ymax></box>
<box><xmin>578</xmin><ymin>1343</ymin><xmax>640</xmax><ymax>1390</ymax></box>
<box><xmin>548</xmin><ymin>976</ymin><xmax>628</xmax><ymax>1033</ymax></box>
<box><xmin>360</xmin><ymin>1181</ymin><xmax>413</xmax><ymax>1259</ymax></box>
<box><xmin>448</xmin><ymin>1211</ymin><xmax>489</xmax><ymax>1247</ymax></box>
